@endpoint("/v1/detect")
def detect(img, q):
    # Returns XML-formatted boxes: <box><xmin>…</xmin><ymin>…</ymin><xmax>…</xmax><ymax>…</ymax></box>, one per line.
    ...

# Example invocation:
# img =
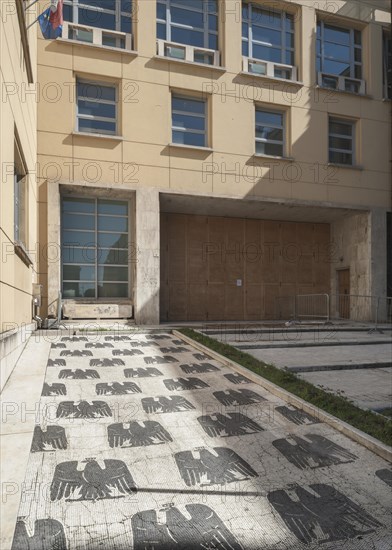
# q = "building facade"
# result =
<box><xmin>0</xmin><ymin>1</ymin><xmax>38</xmax><ymax>389</ymax></box>
<box><xmin>35</xmin><ymin>0</ymin><xmax>391</xmax><ymax>324</ymax></box>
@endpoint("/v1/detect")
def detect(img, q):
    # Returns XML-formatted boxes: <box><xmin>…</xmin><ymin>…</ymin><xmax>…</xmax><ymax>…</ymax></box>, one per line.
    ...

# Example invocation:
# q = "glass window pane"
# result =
<box><xmin>79</xmin><ymin>9</ymin><xmax>116</xmax><ymax>30</ymax></box>
<box><xmin>329</xmin><ymin>120</ymin><xmax>353</xmax><ymax>136</ymax></box>
<box><xmin>78</xmin><ymin>82</ymin><xmax>116</xmax><ymax>102</ymax></box>
<box><xmin>256</xmin><ymin>126</ymin><xmax>283</xmax><ymax>141</ymax></box>
<box><xmin>78</xmin><ymin>118</ymin><xmax>116</xmax><ymax>135</ymax></box>
<box><xmin>285</xmin><ymin>14</ymin><xmax>294</xmax><ymax>32</ymax></box>
<box><xmin>98</xmin><ymin>233</ymin><xmax>128</xmax><ymax>248</ymax></box>
<box><xmin>99</xmin><ymin>248</ymin><xmax>129</xmax><ymax>265</ymax></box>
<box><xmin>285</xmin><ymin>50</ymin><xmax>294</xmax><ymax>66</ymax></box>
<box><xmin>98</xmin><ymin>215</ymin><xmax>128</xmax><ymax>232</ymax></box>
<box><xmin>172</xmin><ymin>130</ymin><xmax>205</xmax><ymax>147</ymax></box>
<box><xmin>78</xmin><ymin>100</ymin><xmax>116</xmax><ymax>119</ymax></box>
<box><xmin>121</xmin><ymin>0</ymin><xmax>133</xmax><ymax>13</ymax></box>
<box><xmin>157</xmin><ymin>22</ymin><xmax>166</xmax><ymax>39</ymax></box>
<box><xmin>324</xmin><ymin>42</ymin><xmax>350</xmax><ymax>62</ymax></box>
<box><xmin>354</xmin><ymin>48</ymin><xmax>362</xmax><ymax>62</ymax></box>
<box><xmin>324</xmin><ymin>24</ymin><xmax>350</xmax><ymax>45</ymax></box>
<box><xmin>172</xmin><ymin>96</ymin><xmax>205</xmax><ymax>114</ymax></box>
<box><xmin>62</xmin><ymin>230</ymin><xmax>96</xmax><ymax>247</ymax></box>
<box><xmin>98</xmin><ymin>283</ymin><xmax>128</xmax><ymax>298</ymax></box>
<box><xmin>64</xmin><ymin>4</ymin><xmax>73</xmax><ymax>22</ymax></box>
<box><xmin>62</xmin><ymin>213</ymin><xmax>95</xmax><ymax>231</ymax></box>
<box><xmin>209</xmin><ymin>15</ymin><xmax>218</xmax><ymax>31</ymax></box>
<box><xmin>98</xmin><ymin>266</ymin><xmax>128</xmax><ymax>282</ymax></box>
<box><xmin>354</xmin><ymin>64</ymin><xmax>362</xmax><ymax>79</ymax></box>
<box><xmin>62</xmin><ymin>198</ymin><xmax>95</xmax><ymax>214</ymax></box>
<box><xmin>98</xmin><ymin>200</ymin><xmax>128</xmax><ymax>216</ymax></box>
<box><xmin>252</xmin><ymin>26</ymin><xmax>281</xmax><ymax>47</ymax></box>
<box><xmin>256</xmin><ymin>141</ymin><xmax>283</xmax><ymax>156</ymax></box>
<box><xmin>253</xmin><ymin>44</ymin><xmax>281</xmax><ymax>63</ymax></box>
<box><xmin>171</xmin><ymin>27</ymin><xmax>204</xmax><ymax>47</ymax></box>
<box><xmin>252</xmin><ymin>8</ymin><xmax>281</xmax><ymax>29</ymax></box>
<box><xmin>286</xmin><ymin>32</ymin><xmax>294</xmax><ymax>49</ymax></box>
<box><xmin>63</xmin><ymin>247</ymin><xmax>98</xmax><ymax>264</ymax></box>
<box><xmin>242</xmin><ymin>40</ymin><xmax>249</xmax><ymax>57</ymax></box>
<box><xmin>81</xmin><ymin>0</ymin><xmax>116</xmax><ymax>10</ymax></box>
<box><xmin>256</xmin><ymin>110</ymin><xmax>283</xmax><ymax>127</ymax></box>
<box><xmin>354</xmin><ymin>30</ymin><xmax>361</xmax><ymax>45</ymax></box>
<box><xmin>171</xmin><ymin>7</ymin><xmax>204</xmax><ymax>27</ymax></box>
<box><xmin>157</xmin><ymin>2</ymin><xmax>166</xmax><ymax>20</ymax></box>
<box><xmin>173</xmin><ymin>112</ymin><xmax>205</xmax><ymax>131</ymax></box>
<box><xmin>329</xmin><ymin>151</ymin><xmax>352</xmax><ymax>165</ymax></box>
<box><xmin>121</xmin><ymin>15</ymin><xmax>131</xmax><ymax>33</ymax></box>
<box><xmin>329</xmin><ymin>136</ymin><xmax>352</xmax><ymax>150</ymax></box>
<box><xmin>63</xmin><ymin>282</ymin><xmax>96</xmax><ymax>299</ymax></box>
<box><xmin>208</xmin><ymin>33</ymin><xmax>218</xmax><ymax>50</ymax></box>
<box><xmin>323</xmin><ymin>59</ymin><xmax>350</xmax><ymax>76</ymax></box>
<box><xmin>63</xmin><ymin>265</ymin><xmax>96</xmax><ymax>281</ymax></box>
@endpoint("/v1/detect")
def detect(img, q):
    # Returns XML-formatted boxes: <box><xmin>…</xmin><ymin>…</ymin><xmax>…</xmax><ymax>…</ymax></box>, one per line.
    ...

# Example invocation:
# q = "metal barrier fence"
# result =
<box><xmin>275</xmin><ymin>294</ymin><xmax>392</xmax><ymax>325</ymax></box>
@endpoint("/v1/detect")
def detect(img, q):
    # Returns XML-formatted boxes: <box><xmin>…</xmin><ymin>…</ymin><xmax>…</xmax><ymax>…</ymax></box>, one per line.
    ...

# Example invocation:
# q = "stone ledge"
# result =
<box><xmin>63</xmin><ymin>302</ymin><xmax>133</xmax><ymax>320</ymax></box>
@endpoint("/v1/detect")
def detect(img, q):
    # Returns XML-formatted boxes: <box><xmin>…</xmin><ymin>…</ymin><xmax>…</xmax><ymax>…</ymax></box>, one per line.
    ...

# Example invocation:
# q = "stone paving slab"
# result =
<box><xmin>298</xmin><ymin>368</ymin><xmax>392</xmax><ymax>411</ymax></box>
<box><xmin>1</xmin><ymin>331</ymin><xmax>391</xmax><ymax>550</ymax></box>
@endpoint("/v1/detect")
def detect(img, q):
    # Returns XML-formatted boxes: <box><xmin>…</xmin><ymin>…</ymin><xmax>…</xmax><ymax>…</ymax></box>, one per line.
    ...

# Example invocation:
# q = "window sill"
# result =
<box><xmin>14</xmin><ymin>242</ymin><xmax>33</xmax><ymax>267</ymax></box>
<box><xmin>240</xmin><ymin>71</ymin><xmax>304</xmax><ymax>87</ymax></box>
<box><xmin>328</xmin><ymin>163</ymin><xmax>363</xmax><ymax>171</ymax></box>
<box><xmin>253</xmin><ymin>154</ymin><xmax>294</xmax><ymax>161</ymax></box>
<box><xmin>315</xmin><ymin>85</ymin><xmax>372</xmax><ymax>99</ymax></box>
<box><xmin>58</xmin><ymin>38</ymin><xmax>138</xmax><ymax>57</ymax></box>
<box><xmin>169</xmin><ymin>143</ymin><xmax>213</xmax><ymax>153</ymax></box>
<box><xmin>72</xmin><ymin>131</ymin><xmax>124</xmax><ymax>141</ymax></box>
<box><xmin>154</xmin><ymin>55</ymin><xmax>226</xmax><ymax>72</ymax></box>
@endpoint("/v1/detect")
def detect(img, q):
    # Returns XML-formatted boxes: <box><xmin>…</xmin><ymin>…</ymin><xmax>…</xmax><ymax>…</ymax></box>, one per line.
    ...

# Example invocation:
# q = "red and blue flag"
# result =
<box><xmin>39</xmin><ymin>0</ymin><xmax>64</xmax><ymax>40</ymax></box>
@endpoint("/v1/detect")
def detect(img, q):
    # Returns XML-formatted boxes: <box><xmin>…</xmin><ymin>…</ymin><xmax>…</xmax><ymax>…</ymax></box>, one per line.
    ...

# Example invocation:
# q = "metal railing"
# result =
<box><xmin>275</xmin><ymin>293</ymin><xmax>392</xmax><ymax>327</ymax></box>
<box><xmin>157</xmin><ymin>39</ymin><xmax>220</xmax><ymax>66</ymax></box>
<box><xmin>62</xmin><ymin>22</ymin><xmax>133</xmax><ymax>51</ymax></box>
<box><xmin>243</xmin><ymin>56</ymin><xmax>298</xmax><ymax>81</ymax></box>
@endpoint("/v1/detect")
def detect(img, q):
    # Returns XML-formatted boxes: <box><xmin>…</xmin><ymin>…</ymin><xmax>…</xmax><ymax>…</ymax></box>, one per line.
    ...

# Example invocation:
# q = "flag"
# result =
<box><xmin>39</xmin><ymin>0</ymin><xmax>64</xmax><ymax>40</ymax></box>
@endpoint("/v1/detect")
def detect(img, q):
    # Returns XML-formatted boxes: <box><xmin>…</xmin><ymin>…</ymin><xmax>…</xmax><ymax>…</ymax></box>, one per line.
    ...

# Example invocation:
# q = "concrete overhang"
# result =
<box><xmin>160</xmin><ymin>192</ymin><xmax>368</xmax><ymax>224</ymax></box>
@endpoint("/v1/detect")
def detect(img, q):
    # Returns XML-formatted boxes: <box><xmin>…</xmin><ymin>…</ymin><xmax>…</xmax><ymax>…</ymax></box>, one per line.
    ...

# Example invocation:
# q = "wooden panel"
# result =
<box><xmin>160</xmin><ymin>214</ymin><xmax>331</xmax><ymax>321</ymax></box>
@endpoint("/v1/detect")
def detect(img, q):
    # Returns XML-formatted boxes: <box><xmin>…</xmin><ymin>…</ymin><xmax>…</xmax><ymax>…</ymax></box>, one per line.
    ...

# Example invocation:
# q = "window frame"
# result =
<box><xmin>63</xmin><ymin>0</ymin><xmax>133</xmax><ymax>33</ymax></box>
<box><xmin>242</xmin><ymin>2</ymin><xmax>295</xmax><ymax>67</ymax></box>
<box><xmin>76</xmin><ymin>78</ymin><xmax>118</xmax><ymax>136</ymax></box>
<box><xmin>14</xmin><ymin>138</ymin><xmax>28</xmax><ymax>249</ymax></box>
<box><xmin>383</xmin><ymin>29</ymin><xmax>392</xmax><ymax>100</ymax></box>
<box><xmin>157</xmin><ymin>0</ymin><xmax>219</xmax><ymax>51</ymax></box>
<box><xmin>171</xmin><ymin>93</ymin><xmax>208</xmax><ymax>148</ymax></box>
<box><xmin>317</xmin><ymin>19</ymin><xmax>363</xmax><ymax>82</ymax></box>
<box><xmin>61</xmin><ymin>196</ymin><xmax>131</xmax><ymax>300</ymax></box>
<box><xmin>255</xmin><ymin>107</ymin><xmax>286</xmax><ymax>158</ymax></box>
<box><xmin>328</xmin><ymin>117</ymin><xmax>356</xmax><ymax>166</ymax></box>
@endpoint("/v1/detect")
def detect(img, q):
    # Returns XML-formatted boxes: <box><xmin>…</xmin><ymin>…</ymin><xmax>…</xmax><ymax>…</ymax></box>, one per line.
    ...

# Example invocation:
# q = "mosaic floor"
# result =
<box><xmin>10</xmin><ymin>332</ymin><xmax>392</xmax><ymax>549</ymax></box>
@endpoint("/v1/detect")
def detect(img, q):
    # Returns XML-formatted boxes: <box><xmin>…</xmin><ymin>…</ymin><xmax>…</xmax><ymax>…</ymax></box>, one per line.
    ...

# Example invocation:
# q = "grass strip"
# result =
<box><xmin>179</xmin><ymin>328</ymin><xmax>392</xmax><ymax>447</ymax></box>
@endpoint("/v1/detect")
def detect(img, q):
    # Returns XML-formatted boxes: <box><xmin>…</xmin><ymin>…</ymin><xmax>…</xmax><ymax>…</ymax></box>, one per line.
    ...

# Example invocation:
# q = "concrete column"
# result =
<box><xmin>47</xmin><ymin>181</ymin><xmax>61</xmax><ymax>317</ymax></box>
<box><xmin>370</xmin><ymin>208</ymin><xmax>388</xmax><ymax>321</ymax></box>
<box><xmin>134</xmin><ymin>188</ymin><xmax>160</xmax><ymax>325</ymax></box>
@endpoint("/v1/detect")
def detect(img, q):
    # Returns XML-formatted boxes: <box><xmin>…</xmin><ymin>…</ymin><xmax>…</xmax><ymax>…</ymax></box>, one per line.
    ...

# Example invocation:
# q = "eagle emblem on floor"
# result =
<box><xmin>180</xmin><ymin>362</ymin><xmax>219</xmax><ymax>374</ymax></box>
<box><xmin>61</xmin><ymin>336</ymin><xmax>88</xmax><ymax>342</ymax></box>
<box><xmin>174</xmin><ymin>447</ymin><xmax>258</xmax><ymax>486</ymax></box>
<box><xmin>268</xmin><ymin>483</ymin><xmax>382</xmax><ymax>544</ymax></box>
<box><xmin>198</xmin><ymin>413</ymin><xmax>264</xmax><ymax>437</ymax></box>
<box><xmin>85</xmin><ymin>342</ymin><xmax>114</xmax><ymax>349</ymax></box>
<box><xmin>108</xmin><ymin>421</ymin><xmax>173</xmax><ymax>447</ymax></box>
<box><xmin>163</xmin><ymin>378</ymin><xmax>209</xmax><ymax>391</ymax></box>
<box><xmin>272</xmin><ymin>433</ymin><xmax>357</xmax><ymax>469</ymax></box>
<box><xmin>42</xmin><ymin>383</ymin><xmax>67</xmax><ymax>396</ymax></box>
<box><xmin>144</xmin><ymin>355</ymin><xmax>178</xmax><ymax>364</ymax></box>
<box><xmin>90</xmin><ymin>358</ymin><xmax>125</xmax><ymax>367</ymax></box>
<box><xmin>56</xmin><ymin>401</ymin><xmax>112</xmax><ymax>419</ymax></box>
<box><xmin>132</xmin><ymin>504</ymin><xmax>243</xmax><ymax>549</ymax></box>
<box><xmin>58</xmin><ymin>369</ymin><xmax>100</xmax><ymax>379</ymax></box>
<box><xmin>112</xmin><ymin>348</ymin><xmax>143</xmax><ymax>356</ymax></box>
<box><xmin>142</xmin><ymin>396</ymin><xmax>195</xmax><ymax>414</ymax></box>
<box><xmin>375</xmin><ymin>468</ymin><xmax>392</xmax><ymax>487</ymax></box>
<box><xmin>47</xmin><ymin>358</ymin><xmax>66</xmax><ymax>367</ymax></box>
<box><xmin>159</xmin><ymin>346</ymin><xmax>189</xmax><ymax>354</ymax></box>
<box><xmin>275</xmin><ymin>405</ymin><xmax>319</xmax><ymax>425</ymax></box>
<box><xmin>31</xmin><ymin>425</ymin><xmax>68</xmax><ymax>452</ymax></box>
<box><xmin>11</xmin><ymin>519</ymin><xmax>67</xmax><ymax>550</ymax></box>
<box><xmin>60</xmin><ymin>349</ymin><xmax>93</xmax><ymax>357</ymax></box>
<box><xmin>124</xmin><ymin>367</ymin><xmax>163</xmax><ymax>378</ymax></box>
<box><xmin>213</xmin><ymin>389</ymin><xmax>266</xmax><ymax>406</ymax></box>
<box><xmin>224</xmin><ymin>373</ymin><xmax>251</xmax><ymax>385</ymax></box>
<box><xmin>95</xmin><ymin>382</ymin><xmax>141</xmax><ymax>395</ymax></box>
<box><xmin>50</xmin><ymin>458</ymin><xmax>137</xmax><ymax>501</ymax></box>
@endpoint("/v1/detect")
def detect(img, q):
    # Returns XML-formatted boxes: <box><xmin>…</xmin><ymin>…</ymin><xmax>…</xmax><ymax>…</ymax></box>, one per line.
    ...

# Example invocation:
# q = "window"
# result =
<box><xmin>62</xmin><ymin>197</ymin><xmax>129</xmax><ymax>299</ymax></box>
<box><xmin>63</xmin><ymin>0</ymin><xmax>133</xmax><ymax>48</ymax></box>
<box><xmin>255</xmin><ymin>109</ymin><xmax>285</xmax><ymax>157</ymax></box>
<box><xmin>172</xmin><ymin>95</ymin><xmax>207</xmax><ymax>147</ymax></box>
<box><xmin>76</xmin><ymin>80</ymin><xmax>118</xmax><ymax>135</ymax></box>
<box><xmin>317</xmin><ymin>20</ymin><xmax>363</xmax><ymax>92</ymax></box>
<box><xmin>14</xmin><ymin>140</ymin><xmax>28</xmax><ymax>247</ymax></box>
<box><xmin>242</xmin><ymin>2</ymin><xmax>295</xmax><ymax>78</ymax></box>
<box><xmin>329</xmin><ymin>118</ymin><xmax>355</xmax><ymax>165</ymax></box>
<box><xmin>157</xmin><ymin>0</ymin><xmax>218</xmax><ymax>64</ymax></box>
<box><xmin>383</xmin><ymin>30</ymin><xmax>392</xmax><ymax>100</ymax></box>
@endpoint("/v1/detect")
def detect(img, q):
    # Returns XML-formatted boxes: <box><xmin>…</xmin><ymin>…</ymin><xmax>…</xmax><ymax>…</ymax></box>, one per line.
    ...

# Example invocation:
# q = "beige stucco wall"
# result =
<box><xmin>0</xmin><ymin>1</ymin><xmax>38</xmax><ymax>386</ymax></box>
<box><xmin>34</xmin><ymin>0</ymin><xmax>391</xmax><ymax>320</ymax></box>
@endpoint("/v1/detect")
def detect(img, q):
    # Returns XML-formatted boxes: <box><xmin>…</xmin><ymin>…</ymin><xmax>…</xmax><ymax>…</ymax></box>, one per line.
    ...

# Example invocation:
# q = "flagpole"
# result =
<box><xmin>26</xmin><ymin>14</ymin><xmax>41</xmax><ymax>30</ymax></box>
<box><xmin>25</xmin><ymin>0</ymin><xmax>40</xmax><ymax>11</ymax></box>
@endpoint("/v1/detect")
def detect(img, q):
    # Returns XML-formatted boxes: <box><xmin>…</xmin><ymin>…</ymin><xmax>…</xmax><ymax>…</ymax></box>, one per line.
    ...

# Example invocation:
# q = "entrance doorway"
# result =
<box><xmin>338</xmin><ymin>268</ymin><xmax>350</xmax><ymax>319</ymax></box>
